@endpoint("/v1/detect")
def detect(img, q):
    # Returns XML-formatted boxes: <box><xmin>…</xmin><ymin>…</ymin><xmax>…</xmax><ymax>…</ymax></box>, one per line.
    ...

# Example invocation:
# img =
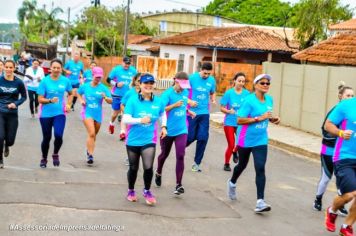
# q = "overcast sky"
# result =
<box><xmin>1</xmin><ymin>0</ymin><xmax>355</xmax><ymax>23</ymax></box>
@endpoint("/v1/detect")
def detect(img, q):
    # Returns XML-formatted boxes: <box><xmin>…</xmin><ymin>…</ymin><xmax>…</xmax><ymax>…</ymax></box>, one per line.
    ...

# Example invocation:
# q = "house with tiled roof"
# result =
<box><xmin>154</xmin><ymin>26</ymin><xmax>299</xmax><ymax>73</ymax></box>
<box><xmin>329</xmin><ymin>18</ymin><xmax>356</xmax><ymax>35</ymax></box>
<box><xmin>292</xmin><ymin>31</ymin><xmax>356</xmax><ymax>66</ymax></box>
<box><xmin>127</xmin><ymin>34</ymin><xmax>159</xmax><ymax>57</ymax></box>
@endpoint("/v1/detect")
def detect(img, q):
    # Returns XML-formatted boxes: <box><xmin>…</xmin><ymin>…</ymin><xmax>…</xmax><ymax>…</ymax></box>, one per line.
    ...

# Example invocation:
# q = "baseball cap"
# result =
<box><xmin>123</xmin><ymin>56</ymin><xmax>131</xmax><ymax>64</ymax></box>
<box><xmin>140</xmin><ymin>73</ymin><xmax>155</xmax><ymax>83</ymax></box>
<box><xmin>253</xmin><ymin>74</ymin><xmax>272</xmax><ymax>84</ymax></box>
<box><xmin>92</xmin><ymin>66</ymin><xmax>104</xmax><ymax>78</ymax></box>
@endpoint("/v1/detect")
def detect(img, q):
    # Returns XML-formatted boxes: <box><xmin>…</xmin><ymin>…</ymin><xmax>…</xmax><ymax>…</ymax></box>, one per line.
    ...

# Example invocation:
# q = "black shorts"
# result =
<box><xmin>334</xmin><ymin>159</ymin><xmax>356</xmax><ymax>195</ymax></box>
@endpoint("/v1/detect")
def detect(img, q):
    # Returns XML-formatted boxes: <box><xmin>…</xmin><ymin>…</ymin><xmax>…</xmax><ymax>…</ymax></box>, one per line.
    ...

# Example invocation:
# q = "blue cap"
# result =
<box><xmin>140</xmin><ymin>74</ymin><xmax>155</xmax><ymax>83</ymax></box>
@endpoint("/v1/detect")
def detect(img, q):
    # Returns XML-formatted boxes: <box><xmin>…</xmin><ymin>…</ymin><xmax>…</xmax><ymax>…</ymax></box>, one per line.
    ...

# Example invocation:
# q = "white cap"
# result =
<box><xmin>253</xmin><ymin>74</ymin><xmax>272</xmax><ymax>84</ymax></box>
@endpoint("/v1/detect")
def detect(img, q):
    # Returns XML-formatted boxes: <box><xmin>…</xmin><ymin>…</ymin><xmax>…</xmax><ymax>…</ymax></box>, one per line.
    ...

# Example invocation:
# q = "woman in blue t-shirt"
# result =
<box><xmin>227</xmin><ymin>74</ymin><xmax>280</xmax><ymax>214</ymax></box>
<box><xmin>220</xmin><ymin>72</ymin><xmax>250</xmax><ymax>172</ymax></box>
<box><xmin>82</xmin><ymin>61</ymin><xmax>96</xmax><ymax>84</ymax></box>
<box><xmin>155</xmin><ymin>72</ymin><xmax>192</xmax><ymax>195</ymax></box>
<box><xmin>122</xmin><ymin>73</ymin><xmax>167</xmax><ymax>206</ymax></box>
<box><xmin>37</xmin><ymin>59</ymin><xmax>73</xmax><ymax>168</ymax></box>
<box><xmin>77</xmin><ymin>67</ymin><xmax>112</xmax><ymax>165</ymax></box>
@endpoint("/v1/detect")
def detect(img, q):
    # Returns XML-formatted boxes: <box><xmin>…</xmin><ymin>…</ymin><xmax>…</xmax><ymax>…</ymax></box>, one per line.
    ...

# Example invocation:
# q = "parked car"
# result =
<box><xmin>41</xmin><ymin>60</ymin><xmax>51</xmax><ymax>75</ymax></box>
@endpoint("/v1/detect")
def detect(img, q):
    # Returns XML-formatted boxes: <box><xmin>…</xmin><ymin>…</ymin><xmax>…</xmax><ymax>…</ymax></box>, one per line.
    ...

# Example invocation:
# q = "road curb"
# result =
<box><xmin>210</xmin><ymin>119</ymin><xmax>320</xmax><ymax>161</ymax></box>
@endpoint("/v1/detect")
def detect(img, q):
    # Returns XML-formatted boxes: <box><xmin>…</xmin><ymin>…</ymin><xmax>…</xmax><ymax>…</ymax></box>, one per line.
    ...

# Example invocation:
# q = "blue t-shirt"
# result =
<box><xmin>83</xmin><ymin>69</ymin><xmax>93</xmax><ymax>84</ymax></box>
<box><xmin>220</xmin><ymin>88</ymin><xmax>250</xmax><ymax>127</ymax></box>
<box><xmin>328</xmin><ymin>98</ymin><xmax>356</xmax><ymax>161</ymax></box>
<box><xmin>161</xmin><ymin>87</ymin><xmax>189</xmax><ymax>136</ymax></box>
<box><xmin>64</xmin><ymin>60</ymin><xmax>84</xmax><ymax>85</ymax></box>
<box><xmin>121</xmin><ymin>87</ymin><xmax>138</xmax><ymax>107</ymax></box>
<box><xmin>37</xmin><ymin>75</ymin><xmax>72</xmax><ymax>118</ymax></box>
<box><xmin>77</xmin><ymin>83</ymin><xmax>111</xmax><ymax>123</ymax></box>
<box><xmin>236</xmin><ymin>93</ymin><xmax>274</xmax><ymax>148</ymax></box>
<box><xmin>124</xmin><ymin>95</ymin><xmax>164</xmax><ymax>146</ymax></box>
<box><xmin>188</xmin><ymin>72</ymin><xmax>216</xmax><ymax>115</ymax></box>
<box><xmin>108</xmin><ymin>65</ymin><xmax>137</xmax><ymax>97</ymax></box>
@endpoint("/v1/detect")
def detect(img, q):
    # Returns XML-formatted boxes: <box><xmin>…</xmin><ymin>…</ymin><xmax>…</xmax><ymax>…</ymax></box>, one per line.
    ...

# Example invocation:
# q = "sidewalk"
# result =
<box><xmin>210</xmin><ymin>112</ymin><xmax>321</xmax><ymax>160</ymax></box>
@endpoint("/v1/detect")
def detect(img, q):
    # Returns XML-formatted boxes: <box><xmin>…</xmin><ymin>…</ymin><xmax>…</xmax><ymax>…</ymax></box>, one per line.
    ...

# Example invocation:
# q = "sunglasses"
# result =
<box><xmin>259</xmin><ymin>82</ymin><xmax>270</xmax><ymax>86</ymax></box>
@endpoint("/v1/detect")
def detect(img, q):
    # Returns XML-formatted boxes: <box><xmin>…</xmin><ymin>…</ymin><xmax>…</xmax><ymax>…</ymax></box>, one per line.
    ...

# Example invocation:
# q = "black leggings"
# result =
<box><xmin>0</xmin><ymin>112</ymin><xmax>18</xmax><ymax>159</ymax></box>
<box><xmin>231</xmin><ymin>145</ymin><xmax>268</xmax><ymax>200</ymax></box>
<box><xmin>126</xmin><ymin>144</ymin><xmax>156</xmax><ymax>190</ymax></box>
<box><xmin>28</xmin><ymin>90</ymin><xmax>39</xmax><ymax>114</ymax></box>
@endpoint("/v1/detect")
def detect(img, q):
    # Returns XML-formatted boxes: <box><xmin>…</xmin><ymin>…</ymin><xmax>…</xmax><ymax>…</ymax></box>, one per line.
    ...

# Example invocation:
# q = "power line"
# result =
<box><xmin>162</xmin><ymin>0</ymin><xmax>203</xmax><ymax>8</ymax></box>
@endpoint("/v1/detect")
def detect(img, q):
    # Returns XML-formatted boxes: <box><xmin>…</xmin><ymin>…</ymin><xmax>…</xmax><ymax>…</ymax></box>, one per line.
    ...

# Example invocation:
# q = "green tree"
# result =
<box><xmin>204</xmin><ymin>0</ymin><xmax>294</xmax><ymax>27</ymax></box>
<box><xmin>17</xmin><ymin>0</ymin><xmax>64</xmax><ymax>43</ymax></box>
<box><xmin>290</xmin><ymin>0</ymin><xmax>353</xmax><ymax>49</ymax></box>
<box><xmin>70</xmin><ymin>5</ymin><xmax>156</xmax><ymax>57</ymax></box>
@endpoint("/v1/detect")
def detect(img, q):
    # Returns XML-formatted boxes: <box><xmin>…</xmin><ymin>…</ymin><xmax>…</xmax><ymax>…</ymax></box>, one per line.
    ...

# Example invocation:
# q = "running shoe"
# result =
<box><xmin>338</xmin><ymin>206</ymin><xmax>349</xmax><ymax>217</ymax></box>
<box><xmin>223</xmin><ymin>163</ymin><xmax>231</xmax><ymax>171</ymax></box>
<box><xmin>174</xmin><ymin>184</ymin><xmax>185</xmax><ymax>195</ymax></box>
<box><xmin>87</xmin><ymin>155</ymin><xmax>94</xmax><ymax>165</ymax></box>
<box><xmin>4</xmin><ymin>146</ymin><xmax>9</xmax><ymax>158</ymax></box>
<box><xmin>143</xmin><ymin>189</ymin><xmax>156</xmax><ymax>206</ymax></box>
<box><xmin>255</xmin><ymin>199</ymin><xmax>271</xmax><ymax>213</ymax></box>
<box><xmin>232</xmin><ymin>151</ymin><xmax>239</xmax><ymax>163</ymax></box>
<box><xmin>325</xmin><ymin>207</ymin><xmax>338</xmax><ymax>232</ymax></box>
<box><xmin>155</xmin><ymin>172</ymin><xmax>161</xmax><ymax>187</ymax></box>
<box><xmin>0</xmin><ymin>158</ymin><xmax>3</xmax><ymax>168</ymax></box>
<box><xmin>119</xmin><ymin>133</ymin><xmax>126</xmax><ymax>141</ymax></box>
<box><xmin>52</xmin><ymin>154</ymin><xmax>60</xmax><ymax>167</ymax></box>
<box><xmin>227</xmin><ymin>179</ymin><xmax>237</xmax><ymax>200</ymax></box>
<box><xmin>40</xmin><ymin>158</ymin><xmax>47</xmax><ymax>168</ymax></box>
<box><xmin>108</xmin><ymin>124</ymin><xmax>115</xmax><ymax>134</ymax></box>
<box><xmin>313</xmin><ymin>198</ymin><xmax>322</xmax><ymax>211</ymax></box>
<box><xmin>126</xmin><ymin>189</ymin><xmax>138</xmax><ymax>202</ymax></box>
<box><xmin>339</xmin><ymin>225</ymin><xmax>353</xmax><ymax>236</ymax></box>
<box><xmin>191</xmin><ymin>163</ymin><xmax>202</xmax><ymax>172</ymax></box>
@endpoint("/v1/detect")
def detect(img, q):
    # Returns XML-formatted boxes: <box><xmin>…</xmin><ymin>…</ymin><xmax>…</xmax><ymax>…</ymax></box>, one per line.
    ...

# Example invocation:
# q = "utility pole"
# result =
<box><xmin>91</xmin><ymin>0</ymin><xmax>100</xmax><ymax>60</ymax></box>
<box><xmin>123</xmin><ymin>0</ymin><xmax>131</xmax><ymax>56</ymax></box>
<box><xmin>65</xmin><ymin>7</ymin><xmax>70</xmax><ymax>62</ymax></box>
<box><xmin>41</xmin><ymin>4</ymin><xmax>46</xmax><ymax>42</ymax></box>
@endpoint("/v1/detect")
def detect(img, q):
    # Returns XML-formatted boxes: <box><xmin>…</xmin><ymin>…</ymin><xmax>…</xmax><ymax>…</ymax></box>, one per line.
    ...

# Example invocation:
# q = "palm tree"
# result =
<box><xmin>17</xmin><ymin>0</ymin><xmax>38</xmax><ymax>23</ymax></box>
<box><xmin>36</xmin><ymin>7</ymin><xmax>64</xmax><ymax>41</ymax></box>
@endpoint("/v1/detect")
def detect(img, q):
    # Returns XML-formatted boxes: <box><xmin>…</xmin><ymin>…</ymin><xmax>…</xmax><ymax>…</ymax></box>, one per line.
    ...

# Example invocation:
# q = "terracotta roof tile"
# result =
<box><xmin>329</xmin><ymin>18</ymin><xmax>356</xmax><ymax>30</ymax></box>
<box><xmin>128</xmin><ymin>34</ymin><xmax>153</xmax><ymax>44</ymax></box>
<box><xmin>292</xmin><ymin>32</ymin><xmax>356</xmax><ymax>66</ymax></box>
<box><xmin>154</xmin><ymin>27</ymin><xmax>299</xmax><ymax>53</ymax></box>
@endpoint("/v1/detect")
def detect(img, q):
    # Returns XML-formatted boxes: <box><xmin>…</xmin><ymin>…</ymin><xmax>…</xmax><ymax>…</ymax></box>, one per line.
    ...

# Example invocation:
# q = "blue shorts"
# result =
<box><xmin>72</xmin><ymin>83</ymin><xmax>80</xmax><ymax>89</ymax></box>
<box><xmin>111</xmin><ymin>96</ymin><xmax>122</xmax><ymax>111</ymax></box>
<box><xmin>334</xmin><ymin>159</ymin><xmax>356</xmax><ymax>195</ymax></box>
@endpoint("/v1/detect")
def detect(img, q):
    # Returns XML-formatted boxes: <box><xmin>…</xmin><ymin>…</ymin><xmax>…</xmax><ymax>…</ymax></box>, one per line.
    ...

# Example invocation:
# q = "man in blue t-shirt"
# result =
<box><xmin>324</xmin><ymin>98</ymin><xmax>356</xmax><ymax>236</ymax></box>
<box><xmin>106</xmin><ymin>56</ymin><xmax>137</xmax><ymax>135</ymax></box>
<box><xmin>63</xmin><ymin>52</ymin><xmax>84</xmax><ymax>111</ymax></box>
<box><xmin>186</xmin><ymin>62</ymin><xmax>216</xmax><ymax>172</ymax></box>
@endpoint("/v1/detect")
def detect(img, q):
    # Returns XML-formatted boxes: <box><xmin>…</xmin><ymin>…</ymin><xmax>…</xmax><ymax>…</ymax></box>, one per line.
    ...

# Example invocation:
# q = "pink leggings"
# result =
<box><xmin>224</xmin><ymin>126</ymin><xmax>237</xmax><ymax>164</ymax></box>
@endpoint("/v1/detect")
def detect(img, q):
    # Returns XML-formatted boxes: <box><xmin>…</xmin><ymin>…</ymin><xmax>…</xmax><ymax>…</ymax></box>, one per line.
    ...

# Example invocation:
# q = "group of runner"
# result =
<box><xmin>0</xmin><ymin>54</ymin><xmax>355</xmax><ymax>235</ymax></box>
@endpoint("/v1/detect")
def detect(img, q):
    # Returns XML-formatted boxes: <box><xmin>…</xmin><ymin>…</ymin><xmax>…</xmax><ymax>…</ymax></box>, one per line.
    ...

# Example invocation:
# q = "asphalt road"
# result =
<box><xmin>0</xmin><ymin>100</ymin><xmax>348</xmax><ymax>236</ymax></box>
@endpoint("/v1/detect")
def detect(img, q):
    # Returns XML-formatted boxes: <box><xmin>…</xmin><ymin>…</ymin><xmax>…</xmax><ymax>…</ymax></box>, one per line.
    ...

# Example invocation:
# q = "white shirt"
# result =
<box><xmin>24</xmin><ymin>66</ymin><xmax>45</xmax><ymax>89</ymax></box>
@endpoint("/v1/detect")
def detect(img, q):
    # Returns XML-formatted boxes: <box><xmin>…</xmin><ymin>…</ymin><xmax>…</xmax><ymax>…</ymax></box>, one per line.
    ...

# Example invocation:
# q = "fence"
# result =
<box><xmin>212</xmin><ymin>62</ymin><xmax>263</xmax><ymax>94</ymax></box>
<box><xmin>137</xmin><ymin>56</ymin><xmax>177</xmax><ymax>89</ymax></box>
<box><xmin>264</xmin><ymin>62</ymin><xmax>356</xmax><ymax>135</ymax></box>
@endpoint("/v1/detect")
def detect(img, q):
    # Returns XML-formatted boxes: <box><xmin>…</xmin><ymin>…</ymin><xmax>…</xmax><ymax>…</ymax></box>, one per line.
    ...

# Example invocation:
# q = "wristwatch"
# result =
<box><xmin>254</xmin><ymin>116</ymin><xmax>259</xmax><ymax>122</ymax></box>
